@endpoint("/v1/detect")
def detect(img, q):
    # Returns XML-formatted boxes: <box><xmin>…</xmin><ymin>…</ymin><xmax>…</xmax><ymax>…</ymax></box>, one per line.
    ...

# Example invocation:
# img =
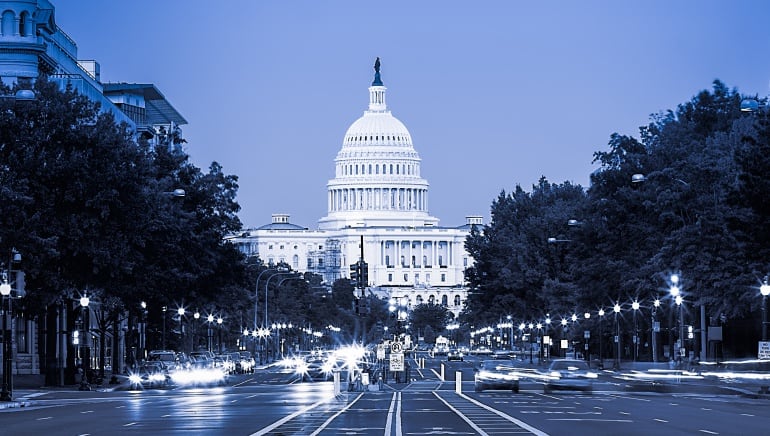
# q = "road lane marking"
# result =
<box><xmin>450</xmin><ymin>391</ymin><xmax>550</xmax><ymax>436</ymax></box>
<box><xmin>654</xmin><ymin>418</ymin><xmax>669</xmax><ymax>423</ymax></box>
<box><xmin>251</xmin><ymin>392</ymin><xmax>363</xmax><ymax>436</ymax></box>
<box><xmin>740</xmin><ymin>413</ymin><xmax>754</xmax><ymax>417</ymax></box>
<box><xmin>548</xmin><ymin>419</ymin><xmax>632</xmax><ymax>422</ymax></box>
<box><xmin>384</xmin><ymin>392</ymin><xmax>402</xmax><ymax>436</ymax></box>
<box><xmin>123</xmin><ymin>422</ymin><xmax>138</xmax><ymax>427</ymax></box>
<box><xmin>36</xmin><ymin>417</ymin><xmax>53</xmax><ymax>421</ymax></box>
<box><xmin>698</xmin><ymin>430</ymin><xmax>719</xmax><ymax>434</ymax></box>
<box><xmin>309</xmin><ymin>392</ymin><xmax>367</xmax><ymax>436</ymax></box>
<box><xmin>433</xmin><ymin>392</ymin><xmax>489</xmax><ymax>436</ymax></box>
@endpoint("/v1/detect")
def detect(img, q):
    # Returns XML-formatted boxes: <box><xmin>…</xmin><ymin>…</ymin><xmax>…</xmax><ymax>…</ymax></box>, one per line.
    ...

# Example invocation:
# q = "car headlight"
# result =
<box><xmin>129</xmin><ymin>374</ymin><xmax>142</xmax><ymax>384</ymax></box>
<box><xmin>586</xmin><ymin>372</ymin><xmax>598</xmax><ymax>379</ymax></box>
<box><xmin>550</xmin><ymin>371</ymin><xmax>561</xmax><ymax>378</ymax></box>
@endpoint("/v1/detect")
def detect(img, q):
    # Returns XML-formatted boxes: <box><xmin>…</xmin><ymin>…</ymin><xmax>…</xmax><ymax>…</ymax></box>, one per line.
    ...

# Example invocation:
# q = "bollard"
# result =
<box><xmin>440</xmin><ymin>362</ymin><xmax>445</xmax><ymax>381</ymax></box>
<box><xmin>455</xmin><ymin>371</ymin><xmax>462</xmax><ymax>393</ymax></box>
<box><xmin>333</xmin><ymin>370</ymin><xmax>341</xmax><ymax>396</ymax></box>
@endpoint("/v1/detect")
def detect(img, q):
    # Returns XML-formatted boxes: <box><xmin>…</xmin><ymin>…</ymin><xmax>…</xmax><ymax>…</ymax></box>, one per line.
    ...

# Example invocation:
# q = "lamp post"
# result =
<box><xmin>583</xmin><ymin>312</ymin><xmax>591</xmax><ymax>363</ymax></box>
<box><xmin>560</xmin><ymin>318</ymin><xmax>568</xmax><ymax>358</ymax></box>
<box><xmin>79</xmin><ymin>294</ymin><xmax>91</xmax><ymax>391</ymax></box>
<box><xmin>193</xmin><ymin>311</ymin><xmax>200</xmax><ymax>351</ymax></box>
<box><xmin>216</xmin><ymin>316</ymin><xmax>224</xmax><ymax>353</ymax></box>
<box><xmin>632</xmin><ymin>300</ymin><xmax>640</xmax><ymax>361</ymax></box>
<box><xmin>598</xmin><ymin>308</ymin><xmax>605</xmax><ymax>368</ymax></box>
<box><xmin>206</xmin><ymin>314</ymin><xmax>214</xmax><ymax>352</ymax></box>
<box><xmin>613</xmin><ymin>303</ymin><xmax>621</xmax><ymax>369</ymax></box>
<box><xmin>162</xmin><ymin>306</ymin><xmax>168</xmax><ymax>349</ymax></box>
<box><xmin>0</xmin><ymin>277</ymin><xmax>12</xmax><ymax>401</ymax></box>
<box><xmin>652</xmin><ymin>299</ymin><xmax>660</xmax><ymax>363</ymax></box>
<box><xmin>670</xmin><ymin>274</ymin><xmax>685</xmax><ymax>362</ymax></box>
<box><xmin>761</xmin><ymin>277</ymin><xmax>770</xmax><ymax>341</ymax></box>
<box><xmin>139</xmin><ymin>302</ymin><xmax>147</xmax><ymax>362</ymax></box>
<box><xmin>177</xmin><ymin>307</ymin><xmax>186</xmax><ymax>353</ymax></box>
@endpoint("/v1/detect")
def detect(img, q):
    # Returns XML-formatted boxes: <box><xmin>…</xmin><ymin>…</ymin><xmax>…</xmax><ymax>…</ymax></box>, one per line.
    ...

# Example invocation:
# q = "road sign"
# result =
<box><xmin>391</xmin><ymin>342</ymin><xmax>403</xmax><ymax>354</ymax></box>
<box><xmin>759</xmin><ymin>341</ymin><xmax>770</xmax><ymax>359</ymax></box>
<box><xmin>377</xmin><ymin>344</ymin><xmax>386</xmax><ymax>360</ymax></box>
<box><xmin>390</xmin><ymin>352</ymin><xmax>404</xmax><ymax>371</ymax></box>
<box><xmin>584</xmin><ymin>330</ymin><xmax>590</xmax><ymax>339</ymax></box>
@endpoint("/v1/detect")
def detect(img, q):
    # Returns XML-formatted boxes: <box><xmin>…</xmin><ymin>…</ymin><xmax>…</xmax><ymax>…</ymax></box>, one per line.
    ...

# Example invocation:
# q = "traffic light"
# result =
<box><xmin>360</xmin><ymin>261</ymin><xmax>368</xmax><ymax>288</ymax></box>
<box><xmin>350</xmin><ymin>263</ymin><xmax>359</xmax><ymax>286</ymax></box>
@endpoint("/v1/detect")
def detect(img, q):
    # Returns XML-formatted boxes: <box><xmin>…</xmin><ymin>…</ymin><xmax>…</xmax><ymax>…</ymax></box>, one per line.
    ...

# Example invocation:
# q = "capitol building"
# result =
<box><xmin>227</xmin><ymin>59</ymin><xmax>480</xmax><ymax>317</ymax></box>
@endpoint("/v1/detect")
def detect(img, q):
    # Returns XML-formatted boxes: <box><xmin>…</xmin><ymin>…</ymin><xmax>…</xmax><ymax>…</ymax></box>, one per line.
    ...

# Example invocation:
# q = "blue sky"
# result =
<box><xmin>55</xmin><ymin>1</ymin><xmax>770</xmax><ymax>229</ymax></box>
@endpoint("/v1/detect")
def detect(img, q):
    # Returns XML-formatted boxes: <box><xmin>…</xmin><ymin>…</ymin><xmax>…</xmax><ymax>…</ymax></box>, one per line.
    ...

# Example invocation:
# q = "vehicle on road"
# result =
<box><xmin>128</xmin><ymin>362</ymin><xmax>170</xmax><ymax>388</ymax></box>
<box><xmin>474</xmin><ymin>360</ymin><xmax>520</xmax><ymax>393</ymax></box>
<box><xmin>447</xmin><ymin>349</ymin><xmax>464</xmax><ymax>361</ymax></box>
<box><xmin>543</xmin><ymin>359</ymin><xmax>596</xmax><ymax>393</ymax></box>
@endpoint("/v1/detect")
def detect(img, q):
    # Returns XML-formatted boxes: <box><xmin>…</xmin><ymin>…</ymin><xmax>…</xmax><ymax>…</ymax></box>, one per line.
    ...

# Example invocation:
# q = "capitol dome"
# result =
<box><xmin>318</xmin><ymin>58</ymin><xmax>439</xmax><ymax>230</ymax></box>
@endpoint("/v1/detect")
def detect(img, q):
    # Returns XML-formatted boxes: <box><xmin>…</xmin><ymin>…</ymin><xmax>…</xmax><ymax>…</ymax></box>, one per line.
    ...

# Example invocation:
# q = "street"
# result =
<box><xmin>2</xmin><ymin>354</ymin><xmax>770</xmax><ymax>435</ymax></box>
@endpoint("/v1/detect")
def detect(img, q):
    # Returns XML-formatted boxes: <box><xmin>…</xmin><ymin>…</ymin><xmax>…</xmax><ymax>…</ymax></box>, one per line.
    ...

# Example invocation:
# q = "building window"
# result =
<box><xmin>268</xmin><ymin>245</ymin><xmax>273</xmax><ymax>250</ymax></box>
<box><xmin>307</xmin><ymin>258</ymin><xmax>313</xmax><ymax>269</ymax></box>
<box><xmin>441</xmin><ymin>274</ymin><xmax>446</xmax><ymax>282</ymax></box>
<box><xmin>318</xmin><ymin>258</ymin><xmax>324</xmax><ymax>267</ymax></box>
<box><xmin>403</xmin><ymin>274</ymin><xmax>408</xmax><ymax>282</ymax></box>
<box><xmin>280</xmin><ymin>245</ymin><xmax>284</xmax><ymax>250</ymax></box>
<box><xmin>422</xmin><ymin>255</ymin><xmax>428</xmax><ymax>266</ymax></box>
<box><xmin>428</xmin><ymin>295</ymin><xmax>435</xmax><ymax>304</ymax></box>
<box><xmin>442</xmin><ymin>295</ymin><xmax>448</xmax><ymax>306</ymax></box>
<box><xmin>385</xmin><ymin>255</ymin><xmax>390</xmax><ymax>266</ymax></box>
<box><xmin>438</xmin><ymin>255</ymin><xmax>443</xmax><ymax>266</ymax></box>
<box><xmin>388</xmin><ymin>273</ymin><xmax>393</xmax><ymax>282</ymax></box>
<box><xmin>415</xmin><ymin>274</ymin><xmax>419</xmax><ymax>282</ymax></box>
<box><xmin>416</xmin><ymin>295</ymin><xmax>423</xmax><ymax>305</ymax></box>
<box><xmin>463</xmin><ymin>257</ymin><xmax>468</xmax><ymax>267</ymax></box>
<box><xmin>293</xmin><ymin>255</ymin><xmax>299</xmax><ymax>269</ymax></box>
<box><xmin>454</xmin><ymin>295</ymin><xmax>461</xmax><ymax>306</ymax></box>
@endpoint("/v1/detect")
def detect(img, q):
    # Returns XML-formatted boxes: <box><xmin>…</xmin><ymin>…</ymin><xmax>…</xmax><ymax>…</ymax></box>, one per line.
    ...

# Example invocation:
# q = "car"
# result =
<box><xmin>447</xmin><ymin>349</ymin><xmax>464</xmax><ymax>361</ymax></box>
<box><xmin>472</xmin><ymin>347</ymin><xmax>493</xmax><ymax>356</ymax></box>
<box><xmin>474</xmin><ymin>360</ymin><xmax>520</xmax><ymax>393</ymax></box>
<box><xmin>543</xmin><ymin>359</ymin><xmax>597</xmax><ymax>394</ymax></box>
<box><xmin>128</xmin><ymin>362</ymin><xmax>170</xmax><ymax>388</ymax></box>
<box><xmin>492</xmin><ymin>350</ymin><xmax>511</xmax><ymax>360</ymax></box>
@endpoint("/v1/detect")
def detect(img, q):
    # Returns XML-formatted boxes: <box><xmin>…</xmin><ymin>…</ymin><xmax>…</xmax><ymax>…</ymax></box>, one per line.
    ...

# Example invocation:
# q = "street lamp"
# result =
<box><xmin>761</xmin><ymin>277</ymin><xmax>770</xmax><ymax>341</ymax></box>
<box><xmin>216</xmin><ymin>316</ymin><xmax>224</xmax><ymax>353</ymax></box>
<box><xmin>669</xmin><ymin>274</ymin><xmax>685</xmax><ymax>362</ymax></box>
<box><xmin>206</xmin><ymin>314</ymin><xmax>215</xmax><ymax>352</ymax></box>
<box><xmin>584</xmin><ymin>312</ymin><xmax>591</xmax><ymax>363</ymax></box>
<box><xmin>0</xmin><ymin>277</ymin><xmax>12</xmax><ymax>401</ymax></box>
<box><xmin>598</xmin><ymin>308</ymin><xmax>605</xmax><ymax>368</ymax></box>
<box><xmin>79</xmin><ymin>294</ymin><xmax>91</xmax><ymax>391</ymax></box>
<box><xmin>177</xmin><ymin>307</ymin><xmax>186</xmax><ymax>353</ymax></box>
<box><xmin>632</xmin><ymin>300</ymin><xmax>640</xmax><ymax>361</ymax></box>
<box><xmin>652</xmin><ymin>299</ymin><xmax>660</xmax><ymax>362</ymax></box>
<box><xmin>613</xmin><ymin>303</ymin><xmax>621</xmax><ymax>369</ymax></box>
<box><xmin>193</xmin><ymin>311</ymin><xmax>200</xmax><ymax>351</ymax></box>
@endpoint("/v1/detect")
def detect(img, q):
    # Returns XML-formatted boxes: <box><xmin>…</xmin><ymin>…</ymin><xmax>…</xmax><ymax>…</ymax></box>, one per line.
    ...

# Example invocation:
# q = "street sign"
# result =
<box><xmin>390</xmin><ymin>352</ymin><xmax>404</xmax><ymax>371</ymax></box>
<box><xmin>377</xmin><ymin>344</ymin><xmax>386</xmax><ymax>360</ymax></box>
<box><xmin>653</xmin><ymin>321</ymin><xmax>660</xmax><ymax>333</ymax></box>
<box><xmin>584</xmin><ymin>330</ymin><xmax>590</xmax><ymax>339</ymax></box>
<box><xmin>758</xmin><ymin>341</ymin><xmax>770</xmax><ymax>359</ymax></box>
<box><xmin>391</xmin><ymin>342</ymin><xmax>403</xmax><ymax>354</ymax></box>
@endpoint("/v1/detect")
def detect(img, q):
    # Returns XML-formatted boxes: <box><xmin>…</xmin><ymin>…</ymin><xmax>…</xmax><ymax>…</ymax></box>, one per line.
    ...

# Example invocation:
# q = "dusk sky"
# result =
<box><xmin>55</xmin><ymin>1</ymin><xmax>770</xmax><ymax>229</ymax></box>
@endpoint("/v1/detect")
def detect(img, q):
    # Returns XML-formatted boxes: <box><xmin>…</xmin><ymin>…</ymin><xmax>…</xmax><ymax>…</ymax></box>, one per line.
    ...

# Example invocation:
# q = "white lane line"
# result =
<box><xmin>654</xmin><ymin>418</ymin><xmax>669</xmax><ymax>423</ymax></box>
<box><xmin>699</xmin><ymin>430</ymin><xmax>719</xmax><ymax>434</ymax></box>
<box><xmin>251</xmin><ymin>393</ymin><xmax>349</xmax><ymax>436</ymax></box>
<box><xmin>396</xmin><ymin>391</ymin><xmax>402</xmax><ymax>436</ymax></box>
<box><xmin>432</xmin><ymin>392</ymin><xmax>489</xmax><ymax>436</ymax></box>
<box><xmin>740</xmin><ymin>413</ymin><xmax>754</xmax><ymax>417</ymax></box>
<box><xmin>452</xmin><ymin>391</ymin><xmax>551</xmax><ymax>436</ymax></box>
<box><xmin>36</xmin><ymin>417</ymin><xmax>53</xmax><ymax>421</ymax></box>
<box><xmin>309</xmin><ymin>392</ymin><xmax>365</xmax><ymax>436</ymax></box>
<box><xmin>123</xmin><ymin>422</ymin><xmax>138</xmax><ymax>427</ymax></box>
<box><xmin>548</xmin><ymin>419</ymin><xmax>632</xmax><ymax>422</ymax></box>
<box><xmin>384</xmin><ymin>392</ymin><xmax>398</xmax><ymax>436</ymax></box>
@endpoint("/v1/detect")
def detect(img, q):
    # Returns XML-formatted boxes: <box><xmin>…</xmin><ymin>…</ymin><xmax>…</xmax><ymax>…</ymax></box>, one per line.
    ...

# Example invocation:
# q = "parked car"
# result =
<box><xmin>447</xmin><ymin>349</ymin><xmax>464</xmax><ymax>362</ymax></box>
<box><xmin>474</xmin><ymin>360</ymin><xmax>520</xmax><ymax>393</ymax></box>
<box><xmin>492</xmin><ymin>350</ymin><xmax>511</xmax><ymax>360</ymax></box>
<box><xmin>542</xmin><ymin>359</ymin><xmax>596</xmax><ymax>393</ymax></box>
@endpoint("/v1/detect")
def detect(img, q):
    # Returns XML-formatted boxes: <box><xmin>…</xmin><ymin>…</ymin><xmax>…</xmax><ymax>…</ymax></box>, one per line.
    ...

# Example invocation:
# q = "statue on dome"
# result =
<box><xmin>372</xmin><ymin>57</ymin><xmax>383</xmax><ymax>86</ymax></box>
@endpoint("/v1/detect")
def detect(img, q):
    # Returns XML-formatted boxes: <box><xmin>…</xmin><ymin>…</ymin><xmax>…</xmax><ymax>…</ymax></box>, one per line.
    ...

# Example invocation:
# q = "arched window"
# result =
<box><xmin>390</xmin><ymin>164</ymin><xmax>393</xmax><ymax>174</ymax></box>
<box><xmin>368</xmin><ymin>164</ymin><xmax>372</xmax><ymax>174</ymax></box>
<box><xmin>428</xmin><ymin>295</ymin><xmax>435</xmax><ymax>304</ymax></box>
<box><xmin>2</xmin><ymin>11</ymin><xmax>15</xmax><ymax>36</ymax></box>
<box><xmin>441</xmin><ymin>295</ymin><xmax>448</xmax><ymax>306</ymax></box>
<box><xmin>292</xmin><ymin>255</ymin><xmax>299</xmax><ymax>269</ymax></box>
<box><xmin>416</xmin><ymin>295</ymin><xmax>423</xmax><ymax>305</ymax></box>
<box><xmin>454</xmin><ymin>295</ymin><xmax>461</xmax><ymax>306</ymax></box>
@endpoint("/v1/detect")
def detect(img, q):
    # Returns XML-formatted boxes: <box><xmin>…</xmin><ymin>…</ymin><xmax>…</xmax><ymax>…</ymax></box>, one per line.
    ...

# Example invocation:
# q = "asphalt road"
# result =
<box><xmin>2</xmin><ymin>355</ymin><xmax>769</xmax><ymax>435</ymax></box>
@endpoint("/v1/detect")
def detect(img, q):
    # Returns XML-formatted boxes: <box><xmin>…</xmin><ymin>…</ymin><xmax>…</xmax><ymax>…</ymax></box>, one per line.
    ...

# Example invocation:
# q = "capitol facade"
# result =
<box><xmin>227</xmin><ymin>59</ymin><xmax>480</xmax><ymax>318</ymax></box>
